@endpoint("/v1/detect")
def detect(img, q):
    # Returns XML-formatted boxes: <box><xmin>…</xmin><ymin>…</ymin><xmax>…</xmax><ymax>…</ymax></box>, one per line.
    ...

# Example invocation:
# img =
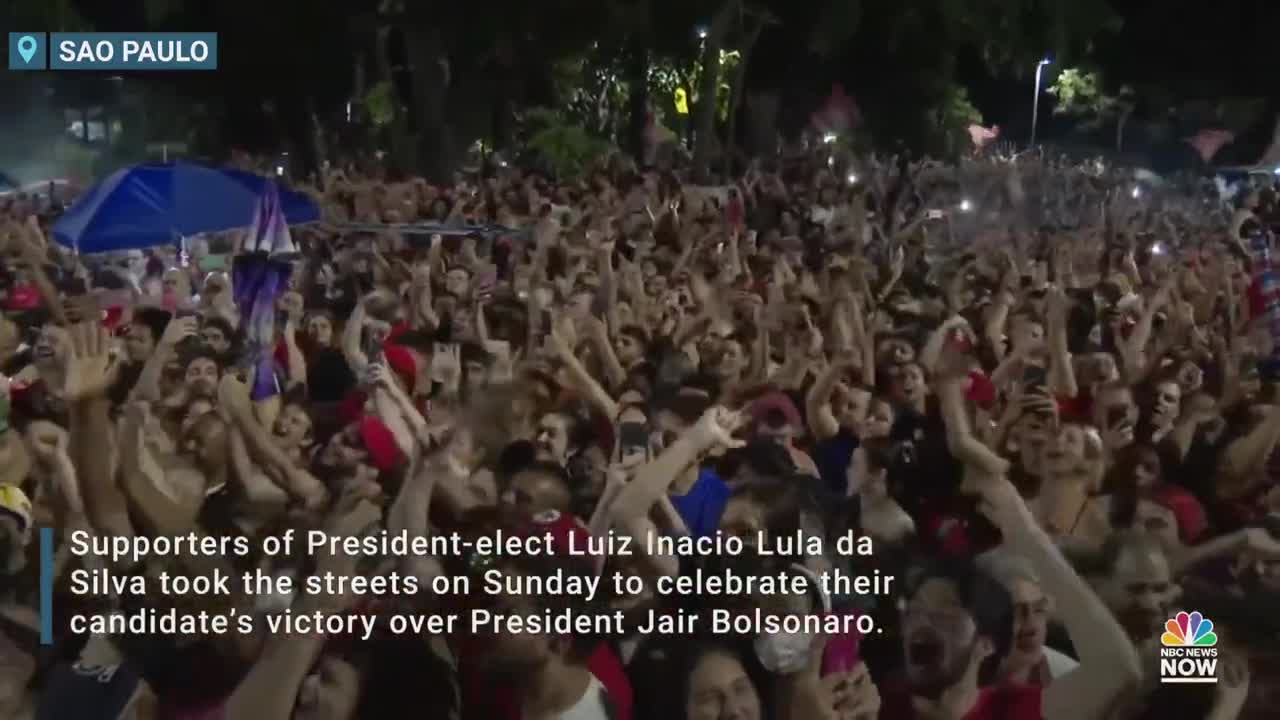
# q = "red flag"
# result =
<box><xmin>967</xmin><ymin>124</ymin><xmax>1001</xmax><ymax>151</ymax></box>
<box><xmin>811</xmin><ymin>84</ymin><xmax>861</xmax><ymax>135</ymax></box>
<box><xmin>1186</xmin><ymin>129</ymin><xmax>1234</xmax><ymax>164</ymax></box>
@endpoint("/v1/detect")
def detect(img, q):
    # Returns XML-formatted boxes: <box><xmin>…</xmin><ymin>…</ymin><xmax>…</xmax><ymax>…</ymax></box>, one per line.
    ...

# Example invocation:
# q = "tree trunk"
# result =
<box><xmin>404</xmin><ymin>27</ymin><xmax>453</xmax><ymax>181</ymax></box>
<box><xmin>745</xmin><ymin>91</ymin><xmax>779</xmax><ymax>157</ymax></box>
<box><xmin>1116</xmin><ymin>105</ymin><xmax>1132</xmax><ymax>152</ymax></box>
<box><xmin>625</xmin><ymin>40</ymin><xmax>650</xmax><ymax>165</ymax></box>
<box><xmin>722</xmin><ymin>19</ymin><xmax>764</xmax><ymax>183</ymax></box>
<box><xmin>309</xmin><ymin>98</ymin><xmax>327</xmax><ymax>176</ymax></box>
<box><xmin>691</xmin><ymin>1</ymin><xmax>736</xmax><ymax>183</ymax></box>
<box><xmin>375</xmin><ymin>24</ymin><xmax>412</xmax><ymax>166</ymax></box>
<box><xmin>353</xmin><ymin>54</ymin><xmax>366</xmax><ymax>120</ymax></box>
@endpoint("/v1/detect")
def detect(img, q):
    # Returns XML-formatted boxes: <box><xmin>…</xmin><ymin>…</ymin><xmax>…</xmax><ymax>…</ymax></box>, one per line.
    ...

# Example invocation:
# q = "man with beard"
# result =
<box><xmin>119</xmin><ymin>401</ymin><xmax>230</xmax><ymax>534</ymax></box>
<box><xmin>1092</xmin><ymin>533</ymin><xmax>1180</xmax><ymax>646</ymax></box>
<box><xmin>9</xmin><ymin>322</ymin><xmax>70</xmax><ymax>426</ymax></box>
<box><xmin>180</xmin><ymin>348</ymin><xmax>222</xmax><ymax>401</ymax></box>
<box><xmin>881</xmin><ymin>476</ymin><xmax>1140</xmax><ymax>719</ymax></box>
<box><xmin>218</xmin><ymin>376</ymin><xmax>331</xmax><ymax>512</ymax></box>
<box><xmin>462</xmin><ymin>512</ymin><xmax>632</xmax><ymax>720</ymax></box>
<box><xmin>313</xmin><ymin>414</ymin><xmax>404</xmax><ymax>494</ymax></box>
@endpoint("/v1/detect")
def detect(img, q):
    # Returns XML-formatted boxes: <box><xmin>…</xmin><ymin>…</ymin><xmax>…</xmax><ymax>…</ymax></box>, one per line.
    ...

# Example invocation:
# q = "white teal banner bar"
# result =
<box><xmin>49</xmin><ymin>33</ymin><xmax>218</xmax><ymax>70</ymax></box>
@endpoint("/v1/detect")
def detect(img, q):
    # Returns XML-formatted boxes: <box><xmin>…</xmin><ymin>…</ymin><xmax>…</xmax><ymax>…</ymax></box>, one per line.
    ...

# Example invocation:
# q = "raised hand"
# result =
<box><xmin>485</xmin><ymin>340</ymin><xmax>515</xmax><ymax>384</ymax></box>
<box><xmin>217</xmin><ymin>373</ymin><xmax>252</xmax><ymax>415</ymax></box>
<box><xmin>781</xmin><ymin>636</ymin><xmax>883</xmax><ymax>720</ymax></box>
<box><xmin>160</xmin><ymin>316</ymin><xmax>199</xmax><ymax>349</ymax></box>
<box><xmin>548</xmin><ymin>314</ymin><xmax>577</xmax><ymax>359</ymax></box>
<box><xmin>839</xmin><ymin>662</ymin><xmax>882</xmax><ymax>720</ymax></box>
<box><xmin>693</xmin><ymin>406</ymin><xmax>747</xmax><ymax>450</ymax></box>
<box><xmin>63</xmin><ymin>322</ymin><xmax>120</xmax><ymax>403</ymax></box>
<box><xmin>889</xmin><ymin>244</ymin><xmax>906</xmax><ymax>279</ymax></box>
<box><xmin>430</xmin><ymin>343</ymin><xmax>463</xmax><ymax>394</ymax></box>
<box><xmin>26</xmin><ymin>420</ymin><xmax>70</xmax><ymax>467</ymax></box>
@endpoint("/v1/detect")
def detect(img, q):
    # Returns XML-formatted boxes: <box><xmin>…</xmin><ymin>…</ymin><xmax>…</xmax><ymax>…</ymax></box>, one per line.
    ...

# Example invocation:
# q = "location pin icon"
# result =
<box><xmin>17</xmin><ymin>35</ymin><xmax>37</xmax><ymax>64</ymax></box>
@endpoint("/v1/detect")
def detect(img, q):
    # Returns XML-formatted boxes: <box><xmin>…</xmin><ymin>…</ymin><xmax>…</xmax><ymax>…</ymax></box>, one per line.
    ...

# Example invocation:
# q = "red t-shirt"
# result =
<box><xmin>1055</xmin><ymin>389</ymin><xmax>1093</xmax><ymax>425</ymax></box>
<box><xmin>880</xmin><ymin>684</ymin><xmax>1042</xmax><ymax>720</ymax></box>
<box><xmin>5</xmin><ymin>284</ymin><xmax>41</xmax><ymax>311</ymax></box>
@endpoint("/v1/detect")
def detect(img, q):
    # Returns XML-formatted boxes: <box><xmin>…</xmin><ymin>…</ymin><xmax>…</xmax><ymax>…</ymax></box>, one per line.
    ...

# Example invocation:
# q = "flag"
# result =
<box><xmin>811</xmin><ymin>84</ymin><xmax>861</xmax><ymax>135</ymax></box>
<box><xmin>234</xmin><ymin>185</ymin><xmax>294</xmax><ymax>400</ymax></box>
<box><xmin>1186</xmin><ymin>129</ymin><xmax>1235</xmax><ymax>164</ymax></box>
<box><xmin>967</xmin><ymin>124</ymin><xmax>1000</xmax><ymax>151</ymax></box>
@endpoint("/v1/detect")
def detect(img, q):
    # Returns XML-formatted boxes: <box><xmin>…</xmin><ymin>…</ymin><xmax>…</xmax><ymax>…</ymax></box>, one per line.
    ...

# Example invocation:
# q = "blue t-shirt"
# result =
<box><xmin>669</xmin><ymin>467</ymin><xmax>729</xmax><ymax>537</ymax></box>
<box><xmin>814</xmin><ymin>427</ymin><xmax>858</xmax><ymax>497</ymax></box>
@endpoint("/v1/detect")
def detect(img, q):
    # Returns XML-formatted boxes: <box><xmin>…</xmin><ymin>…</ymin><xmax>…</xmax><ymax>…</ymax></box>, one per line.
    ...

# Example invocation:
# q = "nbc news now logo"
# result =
<box><xmin>1159</xmin><ymin>611</ymin><xmax>1218</xmax><ymax>684</ymax></box>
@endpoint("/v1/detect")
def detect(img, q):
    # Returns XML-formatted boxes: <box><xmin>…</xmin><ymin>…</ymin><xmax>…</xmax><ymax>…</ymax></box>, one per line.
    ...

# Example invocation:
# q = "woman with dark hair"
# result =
<box><xmin>300</xmin><ymin>309</ymin><xmax>356</xmax><ymax>406</ymax></box>
<box><xmin>631</xmin><ymin>638</ymin><xmax>766</xmax><ymax>720</ymax></box>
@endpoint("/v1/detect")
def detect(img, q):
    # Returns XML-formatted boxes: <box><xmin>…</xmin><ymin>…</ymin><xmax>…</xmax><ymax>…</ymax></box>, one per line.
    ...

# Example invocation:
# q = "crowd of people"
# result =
<box><xmin>1</xmin><ymin>143</ymin><xmax>1279</xmax><ymax>720</ymax></box>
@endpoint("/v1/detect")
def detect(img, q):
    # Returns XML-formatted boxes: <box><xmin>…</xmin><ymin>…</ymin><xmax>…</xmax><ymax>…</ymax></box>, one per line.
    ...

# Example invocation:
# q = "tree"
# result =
<box><xmin>801</xmin><ymin>0</ymin><xmax>1122</xmax><ymax>154</ymax></box>
<box><xmin>722</xmin><ymin>7</ymin><xmax>776</xmax><ymax>180</ymax></box>
<box><xmin>689</xmin><ymin>0</ymin><xmax>737</xmax><ymax>181</ymax></box>
<box><xmin>933</xmin><ymin>86</ymin><xmax>984</xmax><ymax>158</ymax></box>
<box><xmin>1046</xmin><ymin>67</ymin><xmax>1134</xmax><ymax>150</ymax></box>
<box><xmin>523</xmin><ymin>108</ymin><xmax>614</xmax><ymax>180</ymax></box>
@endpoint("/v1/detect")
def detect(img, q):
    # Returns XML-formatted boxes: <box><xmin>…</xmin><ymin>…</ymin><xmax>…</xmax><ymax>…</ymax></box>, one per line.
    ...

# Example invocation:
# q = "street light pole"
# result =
<box><xmin>1031</xmin><ymin>58</ymin><xmax>1051</xmax><ymax>147</ymax></box>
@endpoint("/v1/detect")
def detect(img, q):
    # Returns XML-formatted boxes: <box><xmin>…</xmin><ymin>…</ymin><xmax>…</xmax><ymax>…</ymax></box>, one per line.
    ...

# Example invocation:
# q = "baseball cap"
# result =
<box><xmin>749</xmin><ymin>391</ymin><xmax>802</xmax><ymax>429</ymax></box>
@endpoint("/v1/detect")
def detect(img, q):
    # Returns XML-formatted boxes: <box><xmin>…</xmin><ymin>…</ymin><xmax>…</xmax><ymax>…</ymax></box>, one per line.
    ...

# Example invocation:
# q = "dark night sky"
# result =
<box><xmin>66</xmin><ymin>0</ymin><xmax>1280</xmax><ymax>157</ymax></box>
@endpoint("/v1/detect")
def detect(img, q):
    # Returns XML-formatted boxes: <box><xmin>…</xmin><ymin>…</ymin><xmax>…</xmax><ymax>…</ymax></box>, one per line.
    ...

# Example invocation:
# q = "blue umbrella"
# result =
<box><xmin>51</xmin><ymin>161</ymin><xmax>321</xmax><ymax>254</ymax></box>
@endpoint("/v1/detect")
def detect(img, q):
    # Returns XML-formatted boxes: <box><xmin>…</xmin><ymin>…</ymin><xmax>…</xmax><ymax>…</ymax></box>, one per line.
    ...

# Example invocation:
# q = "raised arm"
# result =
<box><xmin>934</xmin><ymin>324</ymin><xmax>1011</xmax><ymax>479</ymax></box>
<box><xmin>281</xmin><ymin>319</ymin><xmax>308</xmax><ymax>390</ymax></box>
<box><xmin>128</xmin><ymin>316</ymin><xmax>197</xmax><ymax>402</ymax></box>
<box><xmin>580</xmin><ymin>315</ymin><xmax>627</xmax><ymax>392</ymax></box>
<box><xmin>806</xmin><ymin>357</ymin><xmax>848</xmax><ymax>442</ymax></box>
<box><xmin>341</xmin><ymin>297</ymin><xmax>371</xmax><ymax>376</ymax></box>
<box><xmin>119</xmin><ymin>404</ymin><xmax>201</xmax><ymax>535</ymax></box>
<box><xmin>610</xmin><ymin>406</ymin><xmax>744</xmax><ymax>526</ymax></box>
<box><xmin>11</xmin><ymin>218</ymin><xmax>69</xmax><ymax>326</ymax></box>
<box><xmin>223</xmin><ymin>497</ymin><xmax>381</xmax><ymax>720</ymax></box>
<box><xmin>548</xmin><ymin>315</ymin><xmax>619</xmax><ymax>422</ymax></box>
<box><xmin>1218</xmin><ymin>406</ymin><xmax>1280</xmax><ymax>500</ymax></box>
<box><xmin>977</xmin><ymin>478</ymin><xmax>1142</xmax><ymax>720</ymax></box>
<box><xmin>1045</xmin><ymin>286</ymin><xmax>1078</xmax><ymax>398</ymax></box>
<box><xmin>218</xmin><ymin>375</ymin><xmax>328</xmax><ymax>509</ymax></box>
<box><xmin>65</xmin><ymin>322</ymin><xmax>132</xmax><ymax>539</ymax></box>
